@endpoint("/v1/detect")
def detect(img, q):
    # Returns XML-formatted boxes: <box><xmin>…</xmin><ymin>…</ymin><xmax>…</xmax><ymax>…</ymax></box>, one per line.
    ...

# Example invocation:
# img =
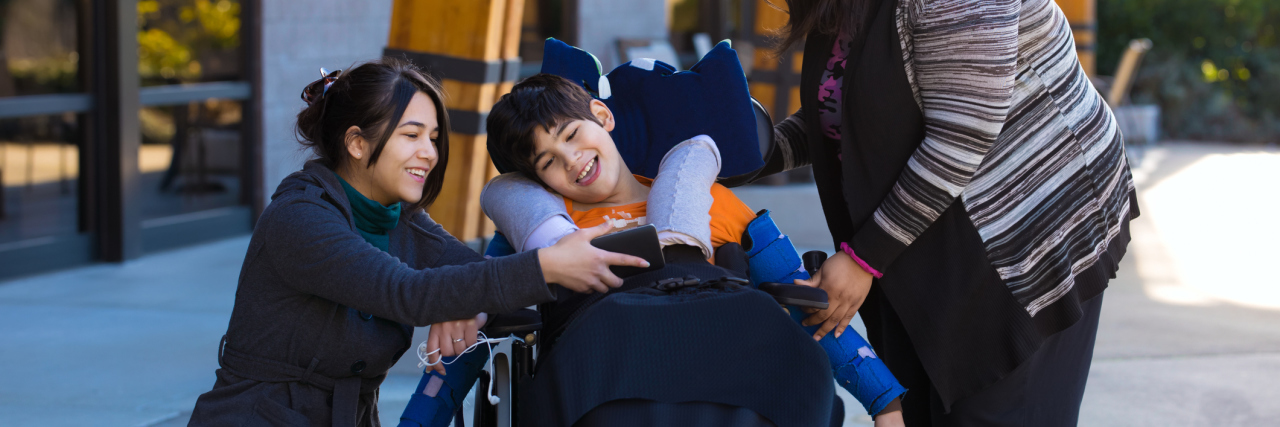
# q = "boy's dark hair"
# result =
<box><xmin>295</xmin><ymin>58</ymin><xmax>451</xmax><ymax>210</ymax></box>
<box><xmin>486</xmin><ymin>73</ymin><xmax>600</xmax><ymax>185</ymax></box>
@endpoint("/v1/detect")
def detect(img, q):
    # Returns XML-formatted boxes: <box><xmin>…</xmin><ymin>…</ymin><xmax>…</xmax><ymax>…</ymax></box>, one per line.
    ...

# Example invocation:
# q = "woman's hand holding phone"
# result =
<box><xmin>538</xmin><ymin>222</ymin><xmax>650</xmax><ymax>293</ymax></box>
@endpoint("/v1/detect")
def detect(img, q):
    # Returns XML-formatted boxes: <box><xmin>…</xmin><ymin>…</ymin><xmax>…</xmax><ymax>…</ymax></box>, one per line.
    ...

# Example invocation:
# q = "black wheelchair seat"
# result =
<box><xmin>574</xmin><ymin>398</ymin><xmax>776</xmax><ymax>427</ymax></box>
<box><xmin>520</xmin><ymin>246</ymin><xmax>835</xmax><ymax>427</ymax></box>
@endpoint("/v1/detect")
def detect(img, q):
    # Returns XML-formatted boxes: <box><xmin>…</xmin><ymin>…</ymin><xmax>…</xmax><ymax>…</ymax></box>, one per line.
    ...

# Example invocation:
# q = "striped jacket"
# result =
<box><xmin>775</xmin><ymin>0</ymin><xmax>1135</xmax><ymax>316</ymax></box>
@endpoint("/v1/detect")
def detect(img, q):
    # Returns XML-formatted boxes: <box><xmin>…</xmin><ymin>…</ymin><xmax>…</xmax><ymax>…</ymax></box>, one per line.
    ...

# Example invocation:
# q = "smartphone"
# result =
<box><xmin>589</xmin><ymin>224</ymin><xmax>666</xmax><ymax>278</ymax></box>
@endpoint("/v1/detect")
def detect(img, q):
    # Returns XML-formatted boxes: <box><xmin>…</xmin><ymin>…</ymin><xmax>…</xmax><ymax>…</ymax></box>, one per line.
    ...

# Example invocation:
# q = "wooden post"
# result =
<box><xmin>744</xmin><ymin>0</ymin><xmax>801</xmax><ymax>123</ymax></box>
<box><xmin>1055</xmin><ymin>0</ymin><xmax>1096</xmax><ymax>76</ymax></box>
<box><xmin>385</xmin><ymin>0</ymin><xmax>526</xmax><ymax>243</ymax></box>
<box><xmin>741</xmin><ymin>0</ymin><xmax>803</xmax><ymax>184</ymax></box>
<box><xmin>1107</xmin><ymin>39</ymin><xmax>1152</xmax><ymax>106</ymax></box>
<box><xmin>480</xmin><ymin>0</ymin><xmax>526</xmax><ymax>239</ymax></box>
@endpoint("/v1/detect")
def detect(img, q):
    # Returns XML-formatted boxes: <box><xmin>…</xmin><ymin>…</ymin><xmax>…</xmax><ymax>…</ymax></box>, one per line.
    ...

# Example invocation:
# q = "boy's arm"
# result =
<box><xmin>648</xmin><ymin>135</ymin><xmax>722</xmax><ymax>258</ymax></box>
<box><xmin>481</xmin><ymin>173</ymin><xmax>579</xmax><ymax>252</ymax></box>
<box><xmin>521</xmin><ymin>216</ymin><xmax>579</xmax><ymax>252</ymax></box>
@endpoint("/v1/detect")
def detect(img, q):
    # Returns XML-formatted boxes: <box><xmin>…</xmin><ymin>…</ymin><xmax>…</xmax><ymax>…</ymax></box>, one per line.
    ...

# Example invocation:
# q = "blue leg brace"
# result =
<box><xmin>745</xmin><ymin>211</ymin><xmax>908</xmax><ymax>416</ymax></box>
<box><xmin>398</xmin><ymin>348</ymin><xmax>490</xmax><ymax>427</ymax></box>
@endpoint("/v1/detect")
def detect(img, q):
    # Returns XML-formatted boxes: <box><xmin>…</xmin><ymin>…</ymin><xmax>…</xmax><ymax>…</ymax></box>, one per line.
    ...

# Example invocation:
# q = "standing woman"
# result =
<box><xmin>188</xmin><ymin>59</ymin><xmax>645</xmax><ymax>426</ymax></box>
<box><xmin>769</xmin><ymin>0</ymin><xmax>1137</xmax><ymax>424</ymax></box>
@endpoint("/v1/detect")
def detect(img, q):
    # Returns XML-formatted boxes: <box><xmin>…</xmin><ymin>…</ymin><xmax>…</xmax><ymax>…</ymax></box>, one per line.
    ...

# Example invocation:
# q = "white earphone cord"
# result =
<box><xmin>415</xmin><ymin>331</ymin><xmax>516</xmax><ymax>405</ymax></box>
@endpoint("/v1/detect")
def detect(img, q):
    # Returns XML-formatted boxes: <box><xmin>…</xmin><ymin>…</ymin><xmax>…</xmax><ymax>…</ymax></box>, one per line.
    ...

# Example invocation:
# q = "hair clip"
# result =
<box><xmin>301</xmin><ymin>67</ymin><xmax>343</xmax><ymax>106</ymax></box>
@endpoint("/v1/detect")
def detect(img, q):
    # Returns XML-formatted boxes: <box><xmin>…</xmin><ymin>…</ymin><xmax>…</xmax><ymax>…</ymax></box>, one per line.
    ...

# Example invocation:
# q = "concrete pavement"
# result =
<box><xmin>0</xmin><ymin>236</ymin><xmax>243</xmax><ymax>426</ymax></box>
<box><xmin>1077</xmin><ymin>142</ymin><xmax>1280</xmax><ymax>426</ymax></box>
<box><xmin>1</xmin><ymin>142</ymin><xmax>1277</xmax><ymax>426</ymax></box>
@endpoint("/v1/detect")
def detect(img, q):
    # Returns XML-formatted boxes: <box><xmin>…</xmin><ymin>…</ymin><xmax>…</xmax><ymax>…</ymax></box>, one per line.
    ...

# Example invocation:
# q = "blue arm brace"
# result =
<box><xmin>745</xmin><ymin>210</ymin><xmax>908</xmax><ymax>416</ymax></box>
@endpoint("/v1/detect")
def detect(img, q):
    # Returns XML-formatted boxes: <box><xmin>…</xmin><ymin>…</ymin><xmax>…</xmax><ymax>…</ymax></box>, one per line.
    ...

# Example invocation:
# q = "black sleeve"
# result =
<box><xmin>754</xmin><ymin>109</ymin><xmax>812</xmax><ymax>182</ymax></box>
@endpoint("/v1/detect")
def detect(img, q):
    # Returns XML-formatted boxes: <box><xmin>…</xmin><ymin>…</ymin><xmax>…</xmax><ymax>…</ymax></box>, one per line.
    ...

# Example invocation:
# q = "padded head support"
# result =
<box><xmin>535</xmin><ymin>38</ymin><xmax>765</xmax><ymax>181</ymax></box>
<box><xmin>540</xmin><ymin>39</ymin><xmax>605</xmax><ymax>96</ymax></box>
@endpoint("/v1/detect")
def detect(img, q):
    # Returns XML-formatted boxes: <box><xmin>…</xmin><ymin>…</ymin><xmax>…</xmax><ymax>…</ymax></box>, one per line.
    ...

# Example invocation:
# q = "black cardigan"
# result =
<box><xmin>769</xmin><ymin>0</ymin><xmax>1132</xmax><ymax>409</ymax></box>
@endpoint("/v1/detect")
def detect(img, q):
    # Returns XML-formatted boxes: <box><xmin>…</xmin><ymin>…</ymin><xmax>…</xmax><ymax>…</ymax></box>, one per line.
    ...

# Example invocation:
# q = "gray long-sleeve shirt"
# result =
<box><xmin>190</xmin><ymin>160</ymin><xmax>553</xmax><ymax>426</ymax></box>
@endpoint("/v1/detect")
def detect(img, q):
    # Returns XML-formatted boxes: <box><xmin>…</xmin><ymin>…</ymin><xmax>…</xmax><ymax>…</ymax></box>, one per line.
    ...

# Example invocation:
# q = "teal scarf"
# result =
<box><xmin>334</xmin><ymin>172</ymin><xmax>401</xmax><ymax>252</ymax></box>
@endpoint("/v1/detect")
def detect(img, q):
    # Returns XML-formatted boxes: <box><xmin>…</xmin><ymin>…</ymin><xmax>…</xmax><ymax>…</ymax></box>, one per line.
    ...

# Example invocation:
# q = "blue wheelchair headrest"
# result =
<box><xmin>534</xmin><ymin>38</ymin><xmax>765</xmax><ymax>180</ymax></box>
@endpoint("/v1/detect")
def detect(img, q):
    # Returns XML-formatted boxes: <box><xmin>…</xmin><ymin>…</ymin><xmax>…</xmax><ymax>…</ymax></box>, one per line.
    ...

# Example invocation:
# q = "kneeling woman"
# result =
<box><xmin>189</xmin><ymin>59</ymin><xmax>647</xmax><ymax>426</ymax></box>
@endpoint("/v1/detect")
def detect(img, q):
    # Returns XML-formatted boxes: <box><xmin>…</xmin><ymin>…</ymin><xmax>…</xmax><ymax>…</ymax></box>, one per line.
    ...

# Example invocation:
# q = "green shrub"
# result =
<box><xmin>1098</xmin><ymin>0</ymin><xmax>1279</xmax><ymax>142</ymax></box>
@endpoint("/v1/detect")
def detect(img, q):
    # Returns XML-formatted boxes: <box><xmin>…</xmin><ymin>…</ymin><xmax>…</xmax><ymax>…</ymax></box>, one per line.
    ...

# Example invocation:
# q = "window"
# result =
<box><xmin>136</xmin><ymin>0</ymin><xmax>252</xmax><ymax>253</ymax></box>
<box><xmin>0</xmin><ymin>0</ymin><xmax>93</xmax><ymax>277</ymax></box>
<box><xmin>0</xmin><ymin>0</ymin><xmax>259</xmax><ymax>279</ymax></box>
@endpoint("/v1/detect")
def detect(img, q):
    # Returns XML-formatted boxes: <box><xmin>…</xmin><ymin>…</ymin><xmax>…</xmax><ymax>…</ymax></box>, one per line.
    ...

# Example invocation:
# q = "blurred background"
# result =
<box><xmin>1097</xmin><ymin>0</ymin><xmax>1279</xmax><ymax>143</ymax></box>
<box><xmin>1</xmin><ymin>0</ymin><xmax>252</xmax><ymax>277</ymax></box>
<box><xmin>0</xmin><ymin>0</ymin><xmax>1276</xmax><ymax>277</ymax></box>
<box><xmin>0</xmin><ymin>0</ymin><xmax>1277</xmax><ymax>426</ymax></box>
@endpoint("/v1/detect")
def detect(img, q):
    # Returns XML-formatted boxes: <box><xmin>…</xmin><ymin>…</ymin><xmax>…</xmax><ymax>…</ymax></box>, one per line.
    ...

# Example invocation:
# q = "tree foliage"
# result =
<box><xmin>138</xmin><ymin>0</ymin><xmax>241</xmax><ymax>83</ymax></box>
<box><xmin>1098</xmin><ymin>0</ymin><xmax>1279</xmax><ymax>142</ymax></box>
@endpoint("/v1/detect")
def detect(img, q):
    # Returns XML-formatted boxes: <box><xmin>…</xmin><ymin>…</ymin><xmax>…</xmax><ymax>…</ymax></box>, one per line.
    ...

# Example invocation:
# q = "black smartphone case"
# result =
<box><xmin>589</xmin><ymin>224</ymin><xmax>666</xmax><ymax>278</ymax></box>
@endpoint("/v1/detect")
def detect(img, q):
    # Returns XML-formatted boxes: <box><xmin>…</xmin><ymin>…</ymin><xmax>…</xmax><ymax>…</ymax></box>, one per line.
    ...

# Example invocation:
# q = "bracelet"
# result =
<box><xmin>840</xmin><ymin>242</ymin><xmax>884</xmax><ymax>279</ymax></box>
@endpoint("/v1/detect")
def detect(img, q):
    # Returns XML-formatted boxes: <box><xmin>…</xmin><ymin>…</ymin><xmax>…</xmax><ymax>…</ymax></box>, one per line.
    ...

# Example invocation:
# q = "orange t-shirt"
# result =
<box><xmin>564</xmin><ymin>175</ymin><xmax>758</xmax><ymax>256</ymax></box>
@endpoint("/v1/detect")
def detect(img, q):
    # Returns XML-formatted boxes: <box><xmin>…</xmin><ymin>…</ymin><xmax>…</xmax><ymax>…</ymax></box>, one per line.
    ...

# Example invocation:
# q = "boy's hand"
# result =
<box><xmin>538</xmin><ymin>222</ymin><xmax>650</xmax><ymax>293</ymax></box>
<box><xmin>424</xmin><ymin>313</ymin><xmax>488</xmax><ymax>375</ymax></box>
<box><xmin>794</xmin><ymin>249</ymin><xmax>872</xmax><ymax>340</ymax></box>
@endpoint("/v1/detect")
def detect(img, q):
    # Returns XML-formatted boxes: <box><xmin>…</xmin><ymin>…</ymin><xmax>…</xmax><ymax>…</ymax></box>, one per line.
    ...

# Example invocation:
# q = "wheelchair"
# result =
<box><xmin>470</xmin><ymin>245</ymin><xmax>838</xmax><ymax>427</ymax></box>
<box><xmin>405</xmin><ymin>38</ymin><xmax>850</xmax><ymax>427</ymax></box>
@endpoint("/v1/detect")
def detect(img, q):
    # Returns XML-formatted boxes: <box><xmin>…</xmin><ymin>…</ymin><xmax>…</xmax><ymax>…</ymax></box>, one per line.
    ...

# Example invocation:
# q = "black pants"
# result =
<box><xmin>867</xmin><ymin>289</ymin><xmax>1104</xmax><ymax>426</ymax></box>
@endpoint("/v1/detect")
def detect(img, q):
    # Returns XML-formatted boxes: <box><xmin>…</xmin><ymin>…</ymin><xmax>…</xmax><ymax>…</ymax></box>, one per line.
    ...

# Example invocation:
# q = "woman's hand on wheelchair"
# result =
<box><xmin>424</xmin><ymin>312</ymin><xmax>488</xmax><ymax>375</ymax></box>
<box><xmin>794</xmin><ymin>250</ymin><xmax>873</xmax><ymax>341</ymax></box>
<box><xmin>538</xmin><ymin>222</ymin><xmax>650</xmax><ymax>294</ymax></box>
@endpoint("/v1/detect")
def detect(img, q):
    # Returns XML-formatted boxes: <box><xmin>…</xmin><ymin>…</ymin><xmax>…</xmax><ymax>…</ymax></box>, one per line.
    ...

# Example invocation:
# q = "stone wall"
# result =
<box><xmin>575</xmin><ymin>0</ymin><xmax>669</xmax><ymax>70</ymax></box>
<box><xmin>258</xmin><ymin>0</ymin><xmax>393</xmax><ymax>206</ymax></box>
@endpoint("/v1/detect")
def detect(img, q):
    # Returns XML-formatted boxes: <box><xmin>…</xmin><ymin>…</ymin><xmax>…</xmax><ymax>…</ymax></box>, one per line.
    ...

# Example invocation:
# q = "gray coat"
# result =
<box><xmin>189</xmin><ymin>161</ymin><xmax>553</xmax><ymax>426</ymax></box>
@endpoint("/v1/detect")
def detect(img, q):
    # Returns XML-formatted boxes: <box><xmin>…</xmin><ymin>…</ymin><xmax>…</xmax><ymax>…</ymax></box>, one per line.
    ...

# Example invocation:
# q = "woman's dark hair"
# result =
<box><xmin>295</xmin><ymin>58</ymin><xmax>451</xmax><ymax>210</ymax></box>
<box><xmin>770</xmin><ymin>0</ymin><xmax>871</xmax><ymax>55</ymax></box>
<box><xmin>485</xmin><ymin>73</ymin><xmax>600</xmax><ymax>187</ymax></box>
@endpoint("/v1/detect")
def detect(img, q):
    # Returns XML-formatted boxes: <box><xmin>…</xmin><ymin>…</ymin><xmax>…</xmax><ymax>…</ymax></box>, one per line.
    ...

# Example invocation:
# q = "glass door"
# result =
<box><xmin>0</xmin><ymin>0</ymin><xmax>95</xmax><ymax>277</ymax></box>
<box><xmin>135</xmin><ymin>0</ymin><xmax>252</xmax><ymax>252</ymax></box>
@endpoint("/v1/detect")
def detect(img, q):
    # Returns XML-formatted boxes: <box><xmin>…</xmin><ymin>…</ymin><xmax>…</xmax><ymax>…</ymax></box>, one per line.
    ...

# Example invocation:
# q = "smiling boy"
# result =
<box><xmin>483</xmin><ymin>73</ymin><xmax>755</xmax><ymax>260</ymax></box>
<box><xmin>474</xmin><ymin>73</ymin><xmax>908</xmax><ymax>425</ymax></box>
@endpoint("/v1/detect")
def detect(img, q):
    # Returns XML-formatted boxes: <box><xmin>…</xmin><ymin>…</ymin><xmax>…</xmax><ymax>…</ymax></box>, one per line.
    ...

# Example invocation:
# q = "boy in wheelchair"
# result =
<box><xmin>401</xmin><ymin>40</ymin><xmax>905</xmax><ymax>427</ymax></box>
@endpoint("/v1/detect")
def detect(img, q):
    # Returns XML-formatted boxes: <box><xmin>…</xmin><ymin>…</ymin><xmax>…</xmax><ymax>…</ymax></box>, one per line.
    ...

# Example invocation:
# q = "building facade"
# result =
<box><xmin>2</xmin><ymin>0</ymin><xmax>864</xmax><ymax>280</ymax></box>
<box><xmin>0</xmin><ymin>0</ymin><xmax>399</xmax><ymax>280</ymax></box>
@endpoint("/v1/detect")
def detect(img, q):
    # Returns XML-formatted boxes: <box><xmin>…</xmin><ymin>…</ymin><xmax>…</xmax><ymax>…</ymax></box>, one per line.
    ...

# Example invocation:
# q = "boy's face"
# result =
<box><xmin>529</xmin><ymin>99</ymin><xmax>628</xmax><ymax>204</ymax></box>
